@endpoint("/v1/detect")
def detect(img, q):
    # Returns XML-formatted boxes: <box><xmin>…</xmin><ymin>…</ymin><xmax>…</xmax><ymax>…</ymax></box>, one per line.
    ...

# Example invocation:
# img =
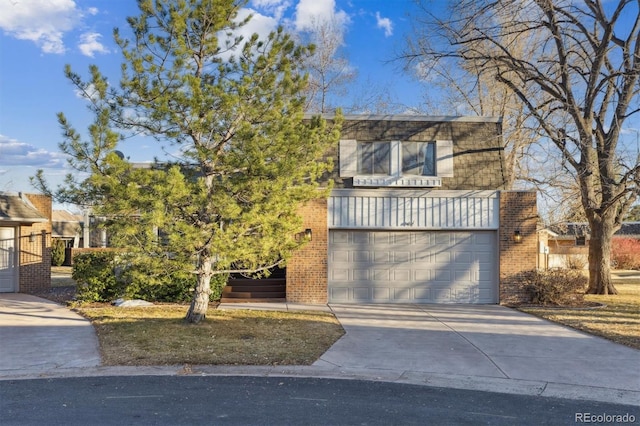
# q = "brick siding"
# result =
<box><xmin>286</xmin><ymin>199</ymin><xmax>328</xmax><ymax>303</ymax></box>
<box><xmin>498</xmin><ymin>191</ymin><xmax>538</xmax><ymax>304</ymax></box>
<box><xmin>19</xmin><ymin>194</ymin><xmax>52</xmax><ymax>293</ymax></box>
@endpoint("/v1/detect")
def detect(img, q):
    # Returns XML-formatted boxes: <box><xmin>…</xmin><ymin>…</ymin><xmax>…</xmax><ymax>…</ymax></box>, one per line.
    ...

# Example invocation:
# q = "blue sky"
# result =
<box><xmin>0</xmin><ymin>0</ymin><xmax>430</xmax><ymax>199</ymax></box>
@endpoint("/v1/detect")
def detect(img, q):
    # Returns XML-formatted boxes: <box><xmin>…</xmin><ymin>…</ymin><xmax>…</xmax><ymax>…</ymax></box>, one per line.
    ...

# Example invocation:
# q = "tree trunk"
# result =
<box><xmin>586</xmin><ymin>217</ymin><xmax>618</xmax><ymax>295</ymax></box>
<box><xmin>185</xmin><ymin>255</ymin><xmax>213</xmax><ymax>324</ymax></box>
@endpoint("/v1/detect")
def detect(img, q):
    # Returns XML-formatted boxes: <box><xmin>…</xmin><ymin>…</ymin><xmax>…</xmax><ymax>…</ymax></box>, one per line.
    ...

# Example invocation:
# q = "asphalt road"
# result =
<box><xmin>1</xmin><ymin>376</ymin><xmax>637</xmax><ymax>425</ymax></box>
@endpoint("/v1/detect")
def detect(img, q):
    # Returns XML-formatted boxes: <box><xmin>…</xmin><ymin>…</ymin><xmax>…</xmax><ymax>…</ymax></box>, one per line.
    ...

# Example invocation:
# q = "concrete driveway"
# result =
<box><xmin>314</xmin><ymin>304</ymin><xmax>640</xmax><ymax>405</ymax></box>
<box><xmin>0</xmin><ymin>294</ymin><xmax>101</xmax><ymax>374</ymax></box>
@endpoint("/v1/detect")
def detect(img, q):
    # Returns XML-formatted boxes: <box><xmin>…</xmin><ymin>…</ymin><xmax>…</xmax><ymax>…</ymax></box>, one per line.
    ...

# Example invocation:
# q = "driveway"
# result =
<box><xmin>314</xmin><ymin>304</ymin><xmax>640</xmax><ymax>405</ymax></box>
<box><xmin>0</xmin><ymin>294</ymin><xmax>101</xmax><ymax>374</ymax></box>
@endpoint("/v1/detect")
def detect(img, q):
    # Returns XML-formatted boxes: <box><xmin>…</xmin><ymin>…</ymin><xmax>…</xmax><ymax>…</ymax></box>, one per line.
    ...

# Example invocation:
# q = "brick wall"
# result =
<box><xmin>286</xmin><ymin>199</ymin><xmax>328</xmax><ymax>303</ymax></box>
<box><xmin>499</xmin><ymin>191</ymin><xmax>538</xmax><ymax>304</ymax></box>
<box><xmin>19</xmin><ymin>194</ymin><xmax>52</xmax><ymax>293</ymax></box>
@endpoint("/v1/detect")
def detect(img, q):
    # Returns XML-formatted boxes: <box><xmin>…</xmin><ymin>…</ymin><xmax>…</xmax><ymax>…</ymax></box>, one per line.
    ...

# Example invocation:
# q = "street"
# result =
<box><xmin>1</xmin><ymin>376</ymin><xmax>637</xmax><ymax>425</ymax></box>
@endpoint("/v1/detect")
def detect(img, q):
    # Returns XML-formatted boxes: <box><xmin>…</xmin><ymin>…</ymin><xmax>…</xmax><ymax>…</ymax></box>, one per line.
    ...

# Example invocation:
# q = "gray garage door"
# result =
<box><xmin>328</xmin><ymin>230</ymin><xmax>497</xmax><ymax>303</ymax></box>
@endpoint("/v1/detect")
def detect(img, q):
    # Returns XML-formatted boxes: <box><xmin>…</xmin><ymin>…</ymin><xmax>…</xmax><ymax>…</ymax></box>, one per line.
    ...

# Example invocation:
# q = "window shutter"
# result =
<box><xmin>339</xmin><ymin>139</ymin><xmax>358</xmax><ymax>177</ymax></box>
<box><xmin>436</xmin><ymin>140</ymin><xmax>454</xmax><ymax>177</ymax></box>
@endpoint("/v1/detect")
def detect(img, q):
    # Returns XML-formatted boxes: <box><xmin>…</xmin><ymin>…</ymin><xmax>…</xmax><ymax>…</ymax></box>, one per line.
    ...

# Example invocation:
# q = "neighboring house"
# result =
<box><xmin>545</xmin><ymin>222</ymin><xmax>640</xmax><ymax>269</ymax></box>
<box><xmin>285</xmin><ymin>115</ymin><xmax>538</xmax><ymax>305</ymax></box>
<box><xmin>52</xmin><ymin>210</ymin><xmax>83</xmax><ymax>247</ymax></box>
<box><xmin>0</xmin><ymin>192</ymin><xmax>52</xmax><ymax>293</ymax></box>
<box><xmin>52</xmin><ymin>210</ymin><xmax>83</xmax><ymax>265</ymax></box>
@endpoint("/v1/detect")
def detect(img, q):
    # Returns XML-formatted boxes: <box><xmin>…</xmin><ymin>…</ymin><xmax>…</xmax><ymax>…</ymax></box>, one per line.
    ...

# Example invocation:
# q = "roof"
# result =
<box><xmin>0</xmin><ymin>192</ymin><xmax>48</xmax><ymax>224</ymax></box>
<box><xmin>52</xmin><ymin>210</ymin><xmax>82</xmax><ymax>222</ymax></box>
<box><xmin>307</xmin><ymin>113</ymin><xmax>502</xmax><ymax>124</ymax></box>
<box><xmin>548</xmin><ymin>222</ymin><xmax>640</xmax><ymax>238</ymax></box>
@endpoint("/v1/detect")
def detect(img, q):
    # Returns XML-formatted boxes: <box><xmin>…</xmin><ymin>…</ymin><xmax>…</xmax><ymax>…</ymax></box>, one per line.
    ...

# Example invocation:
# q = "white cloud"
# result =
<box><xmin>87</xmin><ymin>7</ymin><xmax>98</xmax><ymax>15</ymax></box>
<box><xmin>375</xmin><ymin>12</ymin><xmax>393</xmax><ymax>37</ymax></box>
<box><xmin>0</xmin><ymin>0</ymin><xmax>81</xmax><ymax>54</ymax></box>
<box><xmin>251</xmin><ymin>0</ymin><xmax>291</xmax><ymax>21</ymax></box>
<box><xmin>294</xmin><ymin>0</ymin><xmax>349</xmax><ymax>32</ymax></box>
<box><xmin>217</xmin><ymin>8</ymin><xmax>279</xmax><ymax>61</ymax></box>
<box><xmin>0</xmin><ymin>134</ymin><xmax>66</xmax><ymax>168</ymax></box>
<box><xmin>78</xmin><ymin>32</ymin><xmax>109</xmax><ymax>57</ymax></box>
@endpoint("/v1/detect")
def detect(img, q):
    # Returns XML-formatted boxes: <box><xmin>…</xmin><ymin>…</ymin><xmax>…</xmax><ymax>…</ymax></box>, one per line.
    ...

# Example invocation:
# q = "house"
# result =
<box><xmin>283</xmin><ymin>115</ymin><xmax>538</xmax><ymax>305</ymax></box>
<box><xmin>0</xmin><ymin>192</ymin><xmax>52</xmax><ymax>293</ymax></box>
<box><xmin>51</xmin><ymin>210</ymin><xmax>83</xmax><ymax>248</ymax></box>
<box><xmin>545</xmin><ymin>222</ymin><xmax>640</xmax><ymax>269</ymax></box>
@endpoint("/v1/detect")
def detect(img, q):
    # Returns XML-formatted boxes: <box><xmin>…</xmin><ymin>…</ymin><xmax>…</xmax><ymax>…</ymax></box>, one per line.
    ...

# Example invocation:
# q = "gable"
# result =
<box><xmin>0</xmin><ymin>193</ymin><xmax>49</xmax><ymax>224</ymax></box>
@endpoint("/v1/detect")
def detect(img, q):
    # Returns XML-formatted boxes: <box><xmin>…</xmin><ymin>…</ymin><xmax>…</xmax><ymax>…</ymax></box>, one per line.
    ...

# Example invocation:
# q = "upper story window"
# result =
<box><xmin>358</xmin><ymin>142</ymin><xmax>390</xmax><ymax>175</ymax></box>
<box><xmin>402</xmin><ymin>142</ymin><xmax>436</xmax><ymax>176</ymax></box>
<box><xmin>340</xmin><ymin>139</ymin><xmax>453</xmax><ymax>187</ymax></box>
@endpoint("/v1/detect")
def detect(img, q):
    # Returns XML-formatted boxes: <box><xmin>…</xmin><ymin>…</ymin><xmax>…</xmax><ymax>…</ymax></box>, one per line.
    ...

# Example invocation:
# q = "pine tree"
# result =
<box><xmin>34</xmin><ymin>0</ymin><xmax>341</xmax><ymax>323</ymax></box>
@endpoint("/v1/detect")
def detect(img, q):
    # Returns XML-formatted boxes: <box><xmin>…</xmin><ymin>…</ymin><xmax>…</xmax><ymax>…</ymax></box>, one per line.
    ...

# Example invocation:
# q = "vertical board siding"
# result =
<box><xmin>328</xmin><ymin>190</ymin><xmax>499</xmax><ymax>230</ymax></box>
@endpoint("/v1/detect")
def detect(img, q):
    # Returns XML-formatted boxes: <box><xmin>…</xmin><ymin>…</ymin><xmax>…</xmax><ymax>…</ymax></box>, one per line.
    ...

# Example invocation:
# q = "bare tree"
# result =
<box><xmin>402</xmin><ymin>3</ymin><xmax>546</xmax><ymax>189</ymax></box>
<box><xmin>300</xmin><ymin>16</ymin><xmax>357</xmax><ymax>113</ymax></box>
<box><xmin>406</xmin><ymin>0</ymin><xmax>640</xmax><ymax>294</ymax></box>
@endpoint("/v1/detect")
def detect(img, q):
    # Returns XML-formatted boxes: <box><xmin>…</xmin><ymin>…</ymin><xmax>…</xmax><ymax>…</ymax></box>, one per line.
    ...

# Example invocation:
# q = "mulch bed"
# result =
<box><xmin>32</xmin><ymin>286</ymin><xmax>77</xmax><ymax>305</ymax></box>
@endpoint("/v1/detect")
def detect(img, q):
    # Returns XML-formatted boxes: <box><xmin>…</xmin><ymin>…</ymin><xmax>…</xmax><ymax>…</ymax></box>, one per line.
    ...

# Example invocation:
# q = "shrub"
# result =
<box><xmin>611</xmin><ymin>238</ymin><xmax>640</xmax><ymax>270</ymax></box>
<box><xmin>73</xmin><ymin>251</ymin><xmax>122</xmax><ymax>302</ymax></box>
<box><xmin>520</xmin><ymin>268</ymin><xmax>588</xmax><ymax>306</ymax></box>
<box><xmin>565</xmin><ymin>255</ymin><xmax>587</xmax><ymax>270</ymax></box>
<box><xmin>72</xmin><ymin>251</ymin><xmax>227</xmax><ymax>303</ymax></box>
<box><xmin>51</xmin><ymin>238</ymin><xmax>66</xmax><ymax>266</ymax></box>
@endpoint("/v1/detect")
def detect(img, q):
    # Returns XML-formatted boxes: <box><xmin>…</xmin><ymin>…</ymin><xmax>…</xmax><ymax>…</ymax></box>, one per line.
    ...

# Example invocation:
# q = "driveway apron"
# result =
<box><xmin>0</xmin><ymin>294</ymin><xmax>101</xmax><ymax>375</ymax></box>
<box><xmin>316</xmin><ymin>304</ymin><xmax>640</xmax><ymax>396</ymax></box>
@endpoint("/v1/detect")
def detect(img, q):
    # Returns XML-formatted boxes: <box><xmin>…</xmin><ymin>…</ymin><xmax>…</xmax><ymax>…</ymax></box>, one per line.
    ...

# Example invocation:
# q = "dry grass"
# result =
<box><xmin>519</xmin><ymin>280</ymin><xmax>640</xmax><ymax>350</ymax></box>
<box><xmin>51</xmin><ymin>266</ymin><xmax>76</xmax><ymax>288</ymax></box>
<box><xmin>74</xmin><ymin>304</ymin><xmax>345</xmax><ymax>366</ymax></box>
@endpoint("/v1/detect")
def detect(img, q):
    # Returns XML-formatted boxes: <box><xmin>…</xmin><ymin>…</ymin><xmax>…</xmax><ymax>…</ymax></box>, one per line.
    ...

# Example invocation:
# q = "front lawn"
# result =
<box><xmin>74</xmin><ymin>304</ymin><xmax>345</xmax><ymax>366</ymax></box>
<box><xmin>518</xmin><ymin>279</ymin><xmax>640</xmax><ymax>350</ymax></box>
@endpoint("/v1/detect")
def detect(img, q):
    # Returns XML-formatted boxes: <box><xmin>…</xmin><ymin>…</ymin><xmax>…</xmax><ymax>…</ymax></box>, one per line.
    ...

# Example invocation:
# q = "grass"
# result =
<box><xmin>53</xmin><ymin>266</ymin><xmax>640</xmax><ymax>366</ymax></box>
<box><xmin>518</xmin><ymin>279</ymin><xmax>640</xmax><ymax>350</ymax></box>
<box><xmin>51</xmin><ymin>266</ymin><xmax>76</xmax><ymax>287</ymax></box>
<box><xmin>74</xmin><ymin>304</ymin><xmax>345</xmax><ymax>366</ymax></box>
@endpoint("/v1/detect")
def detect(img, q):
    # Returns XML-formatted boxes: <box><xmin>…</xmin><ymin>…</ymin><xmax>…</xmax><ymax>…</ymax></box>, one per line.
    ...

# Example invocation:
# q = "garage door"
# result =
<box><xmin>328</xmin><ymin>230</ymin><xmax>497</xmax><ymax>303</ymax></box>
<box><xmin>0</xmin><ymin>227</ymin><xmax>17</xmax><ymax>293</ymax></box>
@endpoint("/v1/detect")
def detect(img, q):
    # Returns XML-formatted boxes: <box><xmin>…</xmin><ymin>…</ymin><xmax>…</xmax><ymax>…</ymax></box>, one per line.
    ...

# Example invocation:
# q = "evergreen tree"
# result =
<box><xmin>34</xmin><ymin>0</ymin><xmax>341</xmax><ymax>323</ymax></box>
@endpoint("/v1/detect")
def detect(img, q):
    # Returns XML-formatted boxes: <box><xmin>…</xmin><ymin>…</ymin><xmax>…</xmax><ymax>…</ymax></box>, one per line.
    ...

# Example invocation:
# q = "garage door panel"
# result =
<box><xmin>353</xmin><ymin>251</ymin><xmax>370</xmax><ymax>262</ymax></box>
<box><xmin>414</xmin><ymin>287</ymin><xmax>431</xmax><ymax>300</ymax></box>
<box><xmin>393</xmin><ymin>288</ymin><xmax>411</xmax><ymax>300</ymax></box>
<box><xmin>353</xmin><ymin>287</ymin><xmax>371</xmax><ymax>300</ymax></box>
<box><xmin>454</xmin><ymin>270</ymin><xmax>472</xmax><ymax>282</ymax></box>
<box><xmin>455</xmin><ymin>251</ymin><xmax>472</xmax><ymax>263</ymax></box>
<box><xmin>328</xmin><ymin>230</ymin><xmax>497</xmax><ymax>304</ymax></box>
<box><xmin>393</xmin><ymin>270</ymin><xmax>411</xmax><ymax>281</ymax></box>
<box><xmin>330</xmin><ymin>287</ymin><xmax>349</xmax><ymax>301</ymax></box>
<box><xmin>372</xmin><ymin>269</ymin><xmax>390</xmax><ymax>280</ymax></box>
<box><xmin>353</xmin><ymin>269</ymin><xmax>369</xmax><ymax>280</ymax></box>
<box><xmin>331</xmin><ymin>269</ymin><xmax>350</xmax><ymax>281</ymax></box>
<box><xmin>331</xmin><ymin>231</ymin><xmax>350</xmax><ymax>243</ymax></box>
<box><xmin>393</xmin><ymin>251</ymin><xmax>410</xmax><ymax>263</ymax></box>
<box><xmin>373</xmin><ymin>252</ymin><xmax>390</xmax><ymax>262</ymax></box>
<box><xmin>372</xmin><ymin>288</ymin><xmax>390</xmax><ymax>301</ymax></box>
<box><xmin>393</xmin><ymin>234</ymin><xmax>411</xmax><ymax>245</ymax></box>
<box><xmin>434</xmin><ymin>252</ymin><xmax>451</xmax><ymax>263</ymax></box>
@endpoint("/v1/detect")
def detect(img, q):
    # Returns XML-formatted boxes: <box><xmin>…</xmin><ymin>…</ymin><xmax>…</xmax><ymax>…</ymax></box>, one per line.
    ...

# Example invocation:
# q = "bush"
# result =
<box><xmin>520</xmin><ymin>269</ymin><xmax>588</xmax><ymax>306</ymax></box>
<box><xmin>51</xmin><ymin>238</ymin><xmax>66</xmax><ymax>266</ymax></box>
<box><xmin>73</xmin><ymin>251</ymin><xmax>122</xmax><ymax>302</ymax></box>
<box><xmin>611</xmin><ymin>238</ymin><xmax>640</xmax><ymax>270</ymax></box>
<box><xmin>72</xmin><ymin>251</ymin><xmax>227</xmax><ymax>303</ymax></box>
